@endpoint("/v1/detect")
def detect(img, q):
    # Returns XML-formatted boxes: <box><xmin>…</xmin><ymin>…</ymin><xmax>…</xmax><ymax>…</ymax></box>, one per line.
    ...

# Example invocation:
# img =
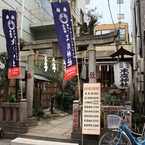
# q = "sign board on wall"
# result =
<box><xmin>82</xmin><ymin>83</ymin><xmax>101</xmax><ymax>135</ymax></box>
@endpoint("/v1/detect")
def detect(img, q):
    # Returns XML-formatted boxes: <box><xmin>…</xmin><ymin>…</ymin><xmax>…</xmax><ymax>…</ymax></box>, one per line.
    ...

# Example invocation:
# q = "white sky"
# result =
<box><xmin>86</xmin><ymin>0</ymin><xmax>132</xmax><ymax>40</ymax></box>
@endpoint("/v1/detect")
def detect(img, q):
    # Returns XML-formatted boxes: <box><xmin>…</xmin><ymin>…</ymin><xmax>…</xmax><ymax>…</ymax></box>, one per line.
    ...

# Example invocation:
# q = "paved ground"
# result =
<box><xmin>0</xmin><ymin>139</ymin><xmax>11</xmax><ymax>145</ymax></box>
<box><xmin>5</xmin><ymin>114</ymin><xmax>75</xmax><ymax>145</ymax></box>
<box><xmin>25</xmin><ymin>114</ymin><xmax>73</xmax><ymax>138</ymax></box>
<box><xmin>0</xmin><ymin>114</ymin><xmax>73</xmax><ymax>145</ymax></box>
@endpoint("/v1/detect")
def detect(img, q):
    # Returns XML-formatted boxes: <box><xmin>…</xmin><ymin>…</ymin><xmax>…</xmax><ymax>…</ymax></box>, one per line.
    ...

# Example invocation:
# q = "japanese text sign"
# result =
<box><xmin>2</xmin><ymin>9</ymin><xmax>20</xmax><ymax>78</ymax></box>
<box><xmin>82</xmin><ymin>83</ymin><xmax>101</xmax><ymax>135</ymax></box>
<box><xmin>114</xmin><ymin>62</ymin><xmax>132</xmax><ymax>89</ymax></box>
<box><xmin>51</xmin><ymin>2</ymin><xmax>78</xmax><ymax>80</ymax></box>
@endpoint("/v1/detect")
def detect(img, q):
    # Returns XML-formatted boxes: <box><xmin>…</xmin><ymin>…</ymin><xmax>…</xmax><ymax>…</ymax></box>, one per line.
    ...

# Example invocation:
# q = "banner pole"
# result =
<box><xmin>16</xmin><ymin>8</ymin><xmax>23</xmax><ymax>99</ymax></box>
<box><xmin>69</xmin><ymin>1</ymin><xmax>81</xmax><ymax>103</ymax></box>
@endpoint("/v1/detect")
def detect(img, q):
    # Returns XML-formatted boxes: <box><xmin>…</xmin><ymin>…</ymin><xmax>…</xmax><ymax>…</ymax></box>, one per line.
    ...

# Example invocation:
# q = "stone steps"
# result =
<box><xmin>10</xmin><ymin>137</ymin><xmax>79</xmax><ymax>145</ymax></box>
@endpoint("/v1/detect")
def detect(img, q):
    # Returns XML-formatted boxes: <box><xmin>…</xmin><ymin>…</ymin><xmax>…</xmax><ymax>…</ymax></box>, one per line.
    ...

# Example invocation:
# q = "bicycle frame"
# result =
<box><xmin>117</xmin><ymin>122</ymin><xmax>145</xmax><ymax>145</ymax></box>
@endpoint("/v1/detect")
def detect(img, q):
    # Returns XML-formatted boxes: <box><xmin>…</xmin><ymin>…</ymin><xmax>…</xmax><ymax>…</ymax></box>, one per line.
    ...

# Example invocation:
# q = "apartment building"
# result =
<box><xmin>94</xmin><ymin>22</ymin><xmax>130</xmax><ymax>44</ymax></box>
<box><xmin>0</xmin><ymin>0</ymin><xmax>87</xmax><ymax>53</ymax></box>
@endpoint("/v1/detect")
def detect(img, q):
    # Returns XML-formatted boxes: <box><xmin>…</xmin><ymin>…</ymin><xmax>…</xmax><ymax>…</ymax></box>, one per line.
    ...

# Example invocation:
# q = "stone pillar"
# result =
<box><xmin>87</xmin><ymin>44</ymin><xmax>96</xmax><ymax>83</ymax></box>
<box><xmin>26</xmin><ymin>49</ymin><xmax>35</xmax><ymax>117</ymax></box>
<box><xmin>73</xmin><ymin>100</ymin><xmax>80</xmax><ymax>131</ymax></box>
<box><xmin>19</xmin><ymin>99</ymin><xmax>27</xmax><ymax>123</ymax></box>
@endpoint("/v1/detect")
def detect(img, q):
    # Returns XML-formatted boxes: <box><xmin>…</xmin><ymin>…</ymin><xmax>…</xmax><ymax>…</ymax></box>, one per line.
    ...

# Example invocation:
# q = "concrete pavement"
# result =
<box><xmin>0</xmin><ymin>139</ymin><xmax>11</xmax><ymax>145</ymax></box>
<box><xmin>10</xmin><ymin>114</ymin><xmax>80</xmax><ymax>145</ymax></box>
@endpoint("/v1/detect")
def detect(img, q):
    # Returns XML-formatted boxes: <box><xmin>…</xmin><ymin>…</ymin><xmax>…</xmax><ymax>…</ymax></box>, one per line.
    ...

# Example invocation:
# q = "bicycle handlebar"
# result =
<box><xmin>120</xmin><ymin>108</ymin><xmax>134</xmax><ymax>117</ymax></box>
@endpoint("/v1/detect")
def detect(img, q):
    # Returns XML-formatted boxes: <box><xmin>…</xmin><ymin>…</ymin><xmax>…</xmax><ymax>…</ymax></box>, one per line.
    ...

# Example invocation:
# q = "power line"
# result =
<box><xmin>107</xmin><ymin>0</ymin><xmax>117</xmax><ymax>30</ymax></box>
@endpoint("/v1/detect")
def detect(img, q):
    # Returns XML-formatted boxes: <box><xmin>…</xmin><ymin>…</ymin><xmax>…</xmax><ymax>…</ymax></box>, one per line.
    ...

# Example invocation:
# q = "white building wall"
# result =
<box><xmin>76</xmin><ymin>0</ymin><xmax>86</xmax><ymax>13</ymax></box>
<box><xmin>0</xmin><ymin>0</ymin><xmax>42</xmax><ymax>53</ymax></box>
<box><xmin>0</xmin><ymin>0</ymin><xmax>86</xmax><ymax>53</ymax></box>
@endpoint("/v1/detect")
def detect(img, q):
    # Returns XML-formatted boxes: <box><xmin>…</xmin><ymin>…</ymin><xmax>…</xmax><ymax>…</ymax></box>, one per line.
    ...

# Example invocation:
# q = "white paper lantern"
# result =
<box><xmin>114</xmin><ymin>62</ymin><xmax>132</xmax><ymax>89</ymax></box>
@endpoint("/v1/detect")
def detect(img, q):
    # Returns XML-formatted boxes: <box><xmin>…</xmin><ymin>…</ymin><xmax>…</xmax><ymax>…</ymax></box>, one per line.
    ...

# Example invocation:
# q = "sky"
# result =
<box><xmin>86</xmin><ymin>0</ymin><xmax>132</xmax><ymax>40</ymax></box>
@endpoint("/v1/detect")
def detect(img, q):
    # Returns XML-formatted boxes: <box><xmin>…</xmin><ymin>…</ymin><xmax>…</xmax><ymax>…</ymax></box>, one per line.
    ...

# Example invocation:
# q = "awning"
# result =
<box><xmin>34</xmin><ymin>74</ymin><xmax>51</xmax><ymax>82</ymax></box>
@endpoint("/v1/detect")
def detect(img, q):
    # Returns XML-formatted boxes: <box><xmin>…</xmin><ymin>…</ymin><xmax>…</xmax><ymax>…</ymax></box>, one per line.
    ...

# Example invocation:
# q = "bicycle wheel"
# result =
<box><xmin>99</xmin><ymin>130</ymin><xmax>132</xmax><ymax>145</ymax></box>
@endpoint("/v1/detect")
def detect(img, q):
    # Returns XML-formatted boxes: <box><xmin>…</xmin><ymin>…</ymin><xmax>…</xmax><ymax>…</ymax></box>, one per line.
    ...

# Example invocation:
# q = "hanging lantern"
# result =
<box><xmin>114</xmin><ymin>62</ymin><xmax>132</xmax><ymax>89</ymax></box>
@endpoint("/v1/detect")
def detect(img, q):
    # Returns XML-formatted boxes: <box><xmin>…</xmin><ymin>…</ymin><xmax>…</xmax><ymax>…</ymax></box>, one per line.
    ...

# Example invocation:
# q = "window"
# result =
<box><xmin>95</xmin><ymin>29</ymin><xmax>116</xmax><ymax>35</ymax></box>
<box><xmin>118</xmin><ymin>28</ymin><xmax>126</xmax><ymax>40</ymax></box>
<box><xmin>102</xmin><ymin>30</ymin><xmax>111</xmax><ymax>34</ymax></box>
<box><xmin>95</xmin><ymin>31</ymin><xmax>101</xmax><ymax>35</ymax></box>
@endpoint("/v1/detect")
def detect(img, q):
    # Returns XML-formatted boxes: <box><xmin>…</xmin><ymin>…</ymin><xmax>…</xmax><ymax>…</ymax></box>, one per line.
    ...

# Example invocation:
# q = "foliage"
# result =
<box><xmin>0</xmin><ymin>71</ymin><xmax>7</xmax><ymax>86</ymax></box>
<box><xmin>9</xmin><ymin>91</ymin><xmax>17</xmax><ymax>102</ymax></box>
<box><xmin>56</xmin><ymin>76</ymin><xmax>78</xmax><ymax>113</ymax></box>
<box><xmin>103</xmin><ymin>94</ymin><xmax>126</xmax><ymax>106</ymax></box>
<box><xmin>80</xmin><ymin>7</ymin><xmax>102</xmax><ymax>36</ymax></box>
<box><xmin>33</xmin><ymin>106</ymin><xmax>44</xmax><ymax>118</ymax></box>
<box><xmin>132</xmin><ymin>103</ymin><xmax>144</xmax><ymax>133</ymax></box>
<box><xmin>45</xmin><ymin>58</ymin><xmax>64</xmax><ymax>88</ymax></box>
<box><xmin>80</xmin><ymin>22</ymin><xmax>89</xmax><ymax>36</ymax></box>
<box><xmin>0</xmin><ymin>52</ymin><xmax>10</xmax><ymax>101</ymax></box>
<box><xmin>9</xmin><ymin>90</ymin><xmax>21</xmax><ymax>102</ymax></box>
<box><xmin>115</xmin><ymin>39</ymin><xmax>122</xmax><ymax>46</ymax></box>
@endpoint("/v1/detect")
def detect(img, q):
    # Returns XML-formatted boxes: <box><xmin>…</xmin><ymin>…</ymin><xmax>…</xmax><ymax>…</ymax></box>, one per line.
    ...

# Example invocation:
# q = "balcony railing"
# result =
<box><xmin>30</xmin><ymin>7</ymin><xmax>54</xmax><ymax>26</ymax></box>
<box><xmin>30</xmin><ymin>5</ymin><xmax>82</xmax><ymax>27</ymax></box>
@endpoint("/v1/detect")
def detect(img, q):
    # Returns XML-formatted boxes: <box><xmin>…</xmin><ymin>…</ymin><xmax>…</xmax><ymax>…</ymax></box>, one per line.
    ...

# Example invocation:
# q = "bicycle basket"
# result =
<box><xmin>107</xmin><ymin>115</ymin><xmax>122</xmax><ymax>129</ymax></box>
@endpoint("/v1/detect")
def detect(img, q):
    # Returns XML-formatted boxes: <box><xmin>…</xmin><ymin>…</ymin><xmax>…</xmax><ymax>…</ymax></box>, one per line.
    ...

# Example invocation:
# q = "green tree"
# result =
<box><xmin>57</xmin><ymin>76</ymin><xmax>78</xmax><ymax>112</ymax></box>
<box><xmin>0</xmin><ymin>52</ymin><xmax>10</xmax><ymax>101</ymax></box>
<box><xmin>46</xmin><ymin>58</ymin><xmax>64</xmax><ymax>89</ymax></box>
<box><xmin>80</xmin><ymin>22</ymin><xmax>88</xmax><ymax>36</ymax></box>
<box><xmin>80</xmin><ymin>7</ymin><xmax>102</xmax><ymax>36</ymax></box>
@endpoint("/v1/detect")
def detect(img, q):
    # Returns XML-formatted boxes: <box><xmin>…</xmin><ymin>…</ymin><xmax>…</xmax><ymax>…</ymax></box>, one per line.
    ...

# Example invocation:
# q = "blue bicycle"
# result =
<box><xmin>99</xmin><ymin>108</ymin><xmax>145</xmax><ymax>145</ymax></box>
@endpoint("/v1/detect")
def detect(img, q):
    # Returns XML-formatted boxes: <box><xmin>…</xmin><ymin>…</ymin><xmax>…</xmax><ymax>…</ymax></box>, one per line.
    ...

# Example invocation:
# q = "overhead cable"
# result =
<box><xmin>107</xmin><ymin>0</ymin><xmax>117</xmax><ymax>30</ymax></box>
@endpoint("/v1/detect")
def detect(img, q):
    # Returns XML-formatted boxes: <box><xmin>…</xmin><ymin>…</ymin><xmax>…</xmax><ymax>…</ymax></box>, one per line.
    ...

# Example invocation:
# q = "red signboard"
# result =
<box><xmin>8</xmin><ymin>67</ymin><xmax>20</xmax><ymax>78</ymax></box>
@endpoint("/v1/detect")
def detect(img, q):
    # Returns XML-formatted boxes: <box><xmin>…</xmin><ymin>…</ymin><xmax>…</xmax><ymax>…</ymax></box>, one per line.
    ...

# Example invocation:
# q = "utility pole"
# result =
<box><xmin>132</xmin><ymin>0</ymin><xmax>142</xmax><ymax>111</ymax></box>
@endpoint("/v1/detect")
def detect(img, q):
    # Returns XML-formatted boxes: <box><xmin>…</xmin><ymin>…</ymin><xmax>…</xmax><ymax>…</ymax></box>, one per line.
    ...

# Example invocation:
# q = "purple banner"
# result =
<box><xmin>2</xmin><ymin>9</ymin><xmax>19</xmax><ymax>68</ymax></box>
<box><xmin>51</xmin><ymin>2</ymin><xmax>78</xmax><ymax>80</ymax></box>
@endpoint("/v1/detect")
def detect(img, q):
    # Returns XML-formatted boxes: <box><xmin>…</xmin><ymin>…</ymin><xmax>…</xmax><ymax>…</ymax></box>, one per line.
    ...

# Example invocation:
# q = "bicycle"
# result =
<box><xmin>99</xmin><ymin>108</ymin><xmax>145</xmax><ymax>145</ymax></box>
